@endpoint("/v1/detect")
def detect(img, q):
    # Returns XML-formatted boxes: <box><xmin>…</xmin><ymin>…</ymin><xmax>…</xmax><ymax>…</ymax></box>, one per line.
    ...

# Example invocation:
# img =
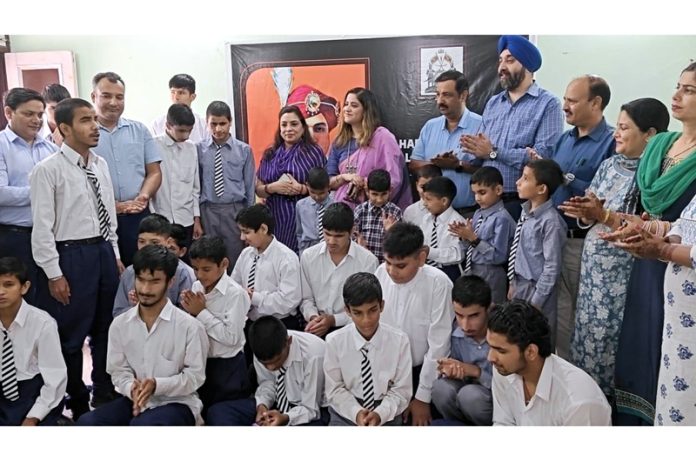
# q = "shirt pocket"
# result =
<box><xmin>157</xmin><ymin>354</ymin><xmax>181</xmax><ymax>377</ymax></box>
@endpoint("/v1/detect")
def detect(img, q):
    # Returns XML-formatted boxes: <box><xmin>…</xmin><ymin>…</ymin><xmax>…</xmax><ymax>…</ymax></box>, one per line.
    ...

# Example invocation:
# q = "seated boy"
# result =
<box><xmin>449</xmin><ymin>167</ymin><xmax>515</xmax><ymax>303</ymax></box>
<box><xmin>0</xmin><ymin>257</ymin><xmax>67</xmax><ymax>426</ymax></box>
<box><xmin>353</xmin><ymin>169</ymin><xmax>402</xmax><ymax>262</ymax></box>
<box><xmin>375</xmin><ymin>222</ymin><xmax>453</xmax><ymax>426</ymax></box>
<box><xmin>421</xmin><ymin>176</ymin><xmax>465</xmax><ymax>282</ymax></box>
<box><xmin>324</xmin><ymin>272</ymin><xmax>412</xmax><ymax>426</ymax></box>
<box><xmin>432</xmin><ymin>275</ymin><xmax>493</xmax><ymax>426</ymax></box>
<box><xmin>77</xmin><ymin>245</ymin><xmax>209</xmax><ymax>426</ymax></box>
<box><xmin>509</xmin><ymin>159</ymin><xmax>567</xmax><ymax>347</ymax></box>
<box><xmin>180</xmin><ymin>236</ymin><xmax>250</xmax><ymax>421</ymax></box>
<box><xmin>300</xmin><ymin>202</ymin><xmax>379</xmax><ymax>338</ymax></box>
<box><xmin>403</xmin><ymin>164</ymin><xmax>442</xmax><ymax>225</ymax></box>
<box><xmin>113</xmin><ymin>214</ymin><xmax>195</xmax><ymax>317</ymax></box>
<box><xmin>295</xmin><ymin>166</ymin><xmax>333</xmax><ymax>256</ymax></box>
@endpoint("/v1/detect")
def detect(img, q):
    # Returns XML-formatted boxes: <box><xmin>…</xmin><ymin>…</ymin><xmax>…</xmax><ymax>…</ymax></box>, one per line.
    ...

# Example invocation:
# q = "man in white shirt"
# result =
<box><xmin>150</xmin><ymin>73</ymin><xmax>208</xmax><ymax>145</ymax></box>
<box><xmin>30</xmin><ymin>98</ymin><xmax>122</xmax><ymax>420</ymax></box>
<box><xmin>300</xmin><ymin>202</ymin><xmax>378</xmax><ymax>337</ymax></box>
<box><xmin>487</xmin><ymin>299</ymin><xmax>611</xmax><ymax>426</ymax></box>
<box><xmin>77</xmin><ymin>245</ymin><xmax>209</xmax><ymax>425</ymax></box>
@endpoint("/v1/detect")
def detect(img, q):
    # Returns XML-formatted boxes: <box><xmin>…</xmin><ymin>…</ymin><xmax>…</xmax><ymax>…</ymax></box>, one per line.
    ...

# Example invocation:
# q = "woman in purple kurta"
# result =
<box><xmin>256</xmin><ymin>106</ymin><xmax>326</xmax><ymax>252</ymax></box>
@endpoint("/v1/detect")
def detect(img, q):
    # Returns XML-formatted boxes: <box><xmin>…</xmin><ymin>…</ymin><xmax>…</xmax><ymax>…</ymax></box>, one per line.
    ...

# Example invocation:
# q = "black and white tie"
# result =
<box><xmin>247</xmin><ymin>255</ymin><xmax>259</xmax><ymax>290</ymax></box>
<box><xmin>81</xmin><ymin>162</ymin><xmax>111</xmax><ymax>240</ymax></box>
<box><xmin>464</xmin><ymin>215</ymin><xmax>484</xmax><ymax>274</ymax></box>
<box><xmin>275</xmin><ymin>366</ymin><xmax>290</xmax><ymax>413</ymax></box>
<box><xmin>507</xmin><ymin>215</ymin><xmax>527</xmax><ymax>282</ymax></box>
<box><xmin>427</xmin><ymin>216</ymin><xmax>439</xmax><ymax>266</ymax></box>
<box><xmin>360</xmin><ymin>346</ymin><xmax>376</xmax><ymax>411</ymax></box>
<box><xmin>317</xmin><ymin>203</ymin><xmax>325</xmax><ymax>242</ymax></box>
<box><xmin>213</xmin><ymin>144</ymin><xmax>225</xmax><ymax>198</ymax></box>
<box><xmin>1</xmin><ymin>331</ymin><xmax>20</xmax><ymax>401</ymax></box>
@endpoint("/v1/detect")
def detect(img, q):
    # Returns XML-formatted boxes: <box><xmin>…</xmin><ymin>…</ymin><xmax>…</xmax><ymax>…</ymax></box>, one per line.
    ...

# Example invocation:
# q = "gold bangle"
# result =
<box><xmin>601</xmin><ymin>208</ymin><xmax>611</xmax><ymax>224</ymax></box>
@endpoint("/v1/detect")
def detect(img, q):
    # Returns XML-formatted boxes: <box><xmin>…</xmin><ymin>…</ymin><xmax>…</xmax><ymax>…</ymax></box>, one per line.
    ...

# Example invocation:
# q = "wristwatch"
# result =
<box><xmin>488</xmin><ymin>150</ymin><xmax>498</xmax><ymax>160</ymax></box>
<box><xmin>454</xmin><ymin>160</ymin><xmax>465</xmax><ymax>173</ymax></box>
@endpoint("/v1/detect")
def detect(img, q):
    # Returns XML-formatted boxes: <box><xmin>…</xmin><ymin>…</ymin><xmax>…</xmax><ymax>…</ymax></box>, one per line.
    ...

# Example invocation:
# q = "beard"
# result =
<box><xmin>500</xmin><ymin>68</ymin><xmax>525</xmax><ymax>91</ymax></box>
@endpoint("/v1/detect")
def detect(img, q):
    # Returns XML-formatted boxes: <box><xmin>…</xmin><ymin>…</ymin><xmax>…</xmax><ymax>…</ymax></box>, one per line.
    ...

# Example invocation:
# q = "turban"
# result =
<box><xmin>497</xmin><ymin>35</ymin><xmax>542</xmax><ymax>73</ymax></box>
<box><xmin>286</xmin><ymin>85</ymin><xmax>340</xmax><ymax>130</ymax></box>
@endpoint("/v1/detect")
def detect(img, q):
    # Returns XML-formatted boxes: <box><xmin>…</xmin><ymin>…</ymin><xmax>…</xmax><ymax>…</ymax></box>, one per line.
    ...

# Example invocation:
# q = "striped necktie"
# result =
<box><xmin>427</xmin><ymin>215</ymin><xmax>439</xmax><ymax>266</ymax></box>
<box><xmin>213</xmin><ymin>144</ymin><xmax>225</xmax><ymax>198</ymax></box>
<box><xmin>80</xmin><ymin>161</ymin><xmax>111</xmax><ymax>240</ymax></box>
<box><xmin>247</xmin><ymin>255</ymin><xmax>259</xmax><ymax>290</ymax></box>
<box><xmin>317</xmin><ymin>203</ymin><xmax>325</xmax><ymax>242</ymax></box>
<box><xmin>360</xmin><ymin>346</ymin><xmax>376</xmax><ymax>411</ymax></box>
<box><xmin>1</xmin><ymin>331</ymin><xmax>20</xmax><ymax>401</ymax></box>
<box><xmin>464</xmin><ymin>215</ymin><xmax>484</xmax><ymax>274</ymax></box>
<box><xmin>507</xmin><ymin>215</ymin><xmax>527</xmax><ymax>282</ymax></box>
<box><xmin>275</xmin><ymin>366</ymin><xmax>290</xmax><ymax>413</ymax></box>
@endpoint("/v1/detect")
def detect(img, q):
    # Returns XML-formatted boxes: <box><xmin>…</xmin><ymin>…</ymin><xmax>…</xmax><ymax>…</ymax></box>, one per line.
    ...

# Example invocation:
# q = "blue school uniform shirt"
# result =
<box><xmin>197</xmin><ymin>135</ymin><xmax>255</xmax><ymax>206</ymax></box>
<box><xmin>450</xmin><ymin>325</ymin><xmax>493</xmax><ymax>389</ymax></box>
<box><xmin>295</xmin><ymin>193</ymin><xmax>333</xmax><ymax>254</ymax></box>
<box><xmin>462</xmin><ymin>200</ymin><xmax>516</xmax><ymax>266</ymax></box>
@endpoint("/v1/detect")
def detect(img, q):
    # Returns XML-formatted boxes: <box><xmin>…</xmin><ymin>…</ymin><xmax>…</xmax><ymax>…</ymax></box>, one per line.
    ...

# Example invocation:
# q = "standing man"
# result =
<box><xmin>150</xmin><ymin>73</ymin><xmax>208</xmax><ymax>145</ymax></box>
<box><xmin>549</xmin><ymin>75</ymin><xmax>615</xmax><ymax>359</ymax></box>
<box><xmin>410</xmin><ymin>70</ymin><xmax>482</xmax><ymax>217</ymax></box>
<box><xmin>91</xmin><ymin>71</ymin><xmax>162</xmax><ymax>266</ymax></box>
<box><xmin>0</xmin><ymin>88</ymin><xmax>57</xmax><ymax>305</ymax></box>
<box><xmin>30</xmin><ymin>98</ymin><xmax>122</xmax><ymax>420</ymax></box>
<box><xmin>461</xmin><ymin>35</ymin><xmax>563</xmax><ymax>220</ymax></box>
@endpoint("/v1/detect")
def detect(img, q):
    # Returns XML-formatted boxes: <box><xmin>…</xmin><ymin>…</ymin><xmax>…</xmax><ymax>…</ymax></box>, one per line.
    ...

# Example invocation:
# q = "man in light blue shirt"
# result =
<box><xmin>91</xmin><ymin>71</ymin><xmax>162</xmax><ymax>266</ymax></box>
<box><xmin>0</xmin><ymin>88</ymin><xmax>57</xmax><ymax>304</ymax></box>
<box><xmin>410</xmin><ymin>70</ymin><xmax>483</xmax><ymax>216</ymax></box>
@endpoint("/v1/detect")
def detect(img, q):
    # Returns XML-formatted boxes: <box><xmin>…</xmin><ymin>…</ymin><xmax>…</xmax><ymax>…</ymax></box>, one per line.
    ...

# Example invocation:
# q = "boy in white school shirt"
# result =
<box><xmin>300</xmin><ymin>202</ymin><xmax>378</xmax><ymax>338</ymax></box>
<box><xmin>402</xmin><ymin>164</ymin><xmax>442</xmax><ymax>225</ymax></box>
<box><xmin>324</xmin><ymin>272</ymin><xmax>412</xmax><ymax>426</ymax></box>
<box><xmin>375</xmin><ymin>222</ymin><xmax>454</xmax><ymax>426</ymax></box>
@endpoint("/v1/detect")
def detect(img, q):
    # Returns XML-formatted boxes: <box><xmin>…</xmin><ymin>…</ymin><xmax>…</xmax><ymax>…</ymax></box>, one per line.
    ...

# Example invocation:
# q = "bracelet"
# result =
<box><xmin>658</xmin><ymin>243</ymin><xmax>676</xmax><ymax>263</ymax></box>
<box><xmin>470</xmin><ymin>237</ymin><xmax>481</xmax><ymax>247</ymax></box>
<box><xmin>576</xmin><ymin>217</ymin><xmax>594</xmax><ymax>230</ymax></box>
<box><xmin>49</xmin><ymin>275</ymin><xmax>63</xmax><ymax>282</ymax></box>
<box><xmin>601</xmin><ymin>208</ymin><xmax>611</xmax><ymax>224</ymax></box>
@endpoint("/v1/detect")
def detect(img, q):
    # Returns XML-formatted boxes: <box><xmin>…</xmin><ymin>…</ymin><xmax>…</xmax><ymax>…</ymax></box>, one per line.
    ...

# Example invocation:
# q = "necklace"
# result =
<box><xmin>669</xmin><ymin>140</ymin><xmax>696</xmax><ymax>160</ymax></box>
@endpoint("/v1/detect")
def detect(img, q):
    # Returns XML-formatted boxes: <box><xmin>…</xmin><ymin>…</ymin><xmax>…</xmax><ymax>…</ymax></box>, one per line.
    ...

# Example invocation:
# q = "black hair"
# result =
<box><xmin>620</xmin><ymin>98</ymin><xmax>670</xmax><ymax>134</ymax></box>
<box><xmin>248</xmin><ymin>316</ymin><xmax>288</xmax><ymax>362</ymax></box>
<box><xmin>435</xmin><ymin>70</ymin><xmax>470</xmax><ymax>95</ymax></box>
<box><xmin>169</xmin><ymin>73</ymin><xmax>196</xmax><ymax>93</ymax></box>
<box><xmin>169</xmin><ymin>224</ymin><xmax>188</xmax><ymax>251</ymax></box>
<box><xmin>189</xmin><ymin>235</ymin><xmax>227</xmax><ymax>265</ymax></box>
<box><xmin>584</xmin><ymin>75</ymin><xmax>611</xmax><ymax>110</ymax></box>
<box><xmin>306</xmin><ymin>166</ymin><xmax>330</xmax><ymax>190</ymax></box>
<box><xmin>415</xmin><ymin>164</ymin><xmax>443</xmax><ymax>181</ymax></box>
<box><xmin>54</xmin><ymin>98</ymin><xmax>94</xmax><ymax>137</ymax></box>
<box><xmin>4</xmin><ymin>87</ymin><xmax>44</xmax><ymax>110</ymax></box>
<box><xmin>41</xmin><ymin>83</ymin><xmax>70</xmax><ymax>104</ymax></box>
<box><xmin>132</xmin><ymin>244</ymin><xmax>178</xmax><ymax>281</ymax></box>
<box><xmin>322</xmin><ymin>202</ymin><xmax>354</xmax><ymax>233</ymax></box>
<box><xmin>0</xmin><ymin>256</ymin><xmax>28</xmax><ymax>285</ymax></box>
<box><xmin>383</xmin><ymin>222</ymin><xmax>424</xmax><ymax>258</ymax></box>
<box><xmin>92</xmin><ymin>71</ymin><xmax>125</xmax><ymax>89</ymax></box>
<box><xmin>471</xmin><ymin>166</ymin><xmax>504</xmax><ymax>188</ymax></box>
<box><xmin>138</xmin><ymin>213</ymin><xmax>172</xmax><ymax>238</ymax></box>
<box><xmin>166</xmin><ymin>103</ymin><xmax>195</xmax><ymax>127</ymax></box>
<box><xmin>682</xmin><ymin>62</ymin><xmax>696</xmax><ymax>74</ymax></box>
<box><xmin>366</xmin><ymin>168</ymin><xmax>391</xmax><ymax>193</ymax></box>
<box><xmin>487</xmin><ymin>299</ymin><xmax>552</xmax><ymax>358</ymax></box>
<box><xmin>422</xmin><ymin>175</ymin><xmax>457</xmax><ymax>203</ymax></box>
<box><xmin>263</xmin><ymin>105</ymin><xmax>316</xmax><ymax>159</ymax></box>
<box><xmin>525</xmin><ymin>159</ymin><xmax>563</xmax><ymax>196</ymax></box>
<box><xmin>452</xmin><ymin>275</ymin><xmax>491</xmax><ymax>308</ymax></box>
<box><xmin>236</xmin><ymin>204</ymin><xmax>275</xmax><ymax>235</ymax></box>
<box><xmin>343</xmin><ymin>272</ymin><xmax>382</xmax><ymax>308</ymax></box>
<box><xmin>206</xmin><ymin>100</ymin><xmax>232</xmax><ymax>121</ymax></box>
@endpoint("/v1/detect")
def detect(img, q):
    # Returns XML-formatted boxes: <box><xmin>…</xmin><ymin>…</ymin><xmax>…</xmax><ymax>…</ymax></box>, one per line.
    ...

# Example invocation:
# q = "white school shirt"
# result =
<box><xmin>1</xmin><ymin>301</ymin><xmax>67</xmax><ymax>421</ymax></box>
<box><xmin>324</xmin><ymin>322</ymin><xmax>412</xmax><ymax>425</ymax></box>
<box><xmin>231</xmin><ymin>237</ymin><xmax>301</xmax><ymax>321</ymax></box>
<box><xmin>149</xmin><ymin>134</ymin><xmax>200</xmax><ymax>226</ymax></box>
<box><xmin>254</xmin><ymin>330</ymin><xmax>327</xmax><ymax>425</ymax></box>
<box><xmin>492</xmin><ymin>354</ymin><xmax>612</xmax><ymax>426</ymax></box>
<box><xmin>107</xmin><ymin>300</ymin><xmax>209</xmax><ymax>425</ymax></box>
<box><xmin>299</xmin><ymin>241</ymin><xmax>379</xmax><ymax>325</ymax></box>
<box><xmin>191</xmin><ymin>273</ymin><xmax>249</xmax><ymax>358</ymax></box>
<box><xmin>375</xmin><ymin>264</ymin><xmax>453</xmax><ymax>403</ymax></box>
<box><xmin>150</xmin><ymin>112</ymin><xmax>208</xmax><ymax>145</ymax></box>
<box><xmin>403</xmin><ymin>199</ymin><xmax>428</xmax><ymax>225</ymax></box>
<box><xmin>420</xmin><ymin>206</ymin><xmax>465</xmax><ymax>265</ymax></box>
<box><xmin>30</xmin><ymin>144</ymin><xmax>120</xmax><ymax>279</ymax></box>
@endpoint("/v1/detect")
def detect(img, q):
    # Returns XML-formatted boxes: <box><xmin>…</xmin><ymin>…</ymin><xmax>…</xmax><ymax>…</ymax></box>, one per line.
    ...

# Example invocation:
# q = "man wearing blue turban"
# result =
<box><xmin>461</xmin><ymin>35</ymin><xmax>563</xmax><ymax>221</ymax></box>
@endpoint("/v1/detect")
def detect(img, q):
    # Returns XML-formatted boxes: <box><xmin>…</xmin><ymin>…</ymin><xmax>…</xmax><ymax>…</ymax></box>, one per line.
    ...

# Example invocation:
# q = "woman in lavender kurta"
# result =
<box><xmin>327</xmin><ymin>87</ymin><xmax>412</xmax><ymax>211</ymax></box>
<box><xmin>256</xmin><ymin>106</ymin><xmax>326</xmax><ymax>252</ymax></box>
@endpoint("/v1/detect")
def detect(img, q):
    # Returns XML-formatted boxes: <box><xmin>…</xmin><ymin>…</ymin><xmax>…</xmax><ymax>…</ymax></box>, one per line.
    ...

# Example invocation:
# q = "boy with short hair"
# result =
<box><xmin>421</xmin><ymin>176</ymin><xmax>465</xmax><ymax>281</ymax></box>
<box><xmin>403</xmin><ymin>164</ymin><xmax>442</xmax><ymax>225</ymax></box>
<box><xmin>41</xmin><ymin>83</ymin><xmax>71</xmax><ymax>145</ymax></box>
<box><xmin>509</xmin><ymin>159</ymin><xmax>567</xmax><ymax>347</ymax></box>
<box><xmin>0</xmin><ymin>257</ymin><xmax>67</xmax><ymax>426</ymax></box>
<box><xmin>324</xmin><ymin>272</ymin><xmax>412</xmax><ymax>426</ymax></box>
<box><xmin>169</xmin><ymin>223</ymin><xmax>193</xmax><ymax>263</ymax></box>
<box><xmin>432</xmin><ymin>275</ymin><xmax>493</xmax><ymax>426</ymax></box>
<box><xmin>295</xmin><ymin>166</ymin><xmax>333</xmax><ymax>255</ymax></box>
<box><xmin>375</xmin><ymin>222</ymin><xmax>453</xmax><ymax>425</ymax></box>
<box><xmin>113</xmin><ymin>214</ymin><xmax>195</xmax><ymax>317</ymax></box>
<box><xmin>150</xmin><ymin>103</ymin><xmax>202</xmax><ymax>249</ymax></box>
<box><xmin>150</xmin><ymin>73</ymin><xmax>208</xmax><ymax>144</ymax></box>
<box><xmin>353</xmin><ymin>169</ymin><xmax>402</xmax><ymax>262</ymax></box>
<box><xmin>449</xmin><ymin>167</ymin><xmax>516</xmax><ymax>303</ymax></box>
<box><xmin>300</xmin><ymin>202</ymin><xmax>379</xmax><ymax>338</ymax></box>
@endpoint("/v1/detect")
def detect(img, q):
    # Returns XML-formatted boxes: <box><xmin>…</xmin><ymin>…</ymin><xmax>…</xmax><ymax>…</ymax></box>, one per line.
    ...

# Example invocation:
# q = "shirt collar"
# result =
<box><xmin>98</xmin><ymin>117</ymin><xmax>130</xmax><ymax>132</ymax></box>
<box><xmin>348</xmin><ymin>322</ymin><xmax>383</xmax><ymax>351</ymax></box>
<box><xmin>313</xmin><ymin>194</ymin><xmax>332</xmax><ymax>208</ymax></box>
<box><xmin>432</xmin><ymin>206</ymin><xmax>455</xmax><ymax>222</ymax></box>
<box><xmin>438</xmin><ymin>109</ymin><xmax>473</xmax><ymax>132</ymax></box>
<box><xmin>480</xmin><ymin>200</ymin><xmax>505</xmax><ymax>218</ymax></box>
<box><xmin>6</xmin><ymin>300</ymin><xmax>31</xmax><ymax>329</ymax></box>
<box><xmin>61</xmin><ymin>142</ymin><xmax>99</xmax><ymax>167</ymax></box>
<box><xmin>5</xmin><ymin>126</ymin><xmax>51</xmax><ymax>147</ymax></box>
<box><xmin>502</xmin><ymin>81</ymin><xmax>540</xmax><ymax>102</ymax></box>
<box><xmin>367</xmin><ymin>201</ymin><xmax>385</xmax><ymax>214</ymax></box>
<box><xmin>207</xmin><ymin>135</ymin><xmax>233</xmax><ymax>149</ymax></box>
<box><xmin>534</xmin><ymin>355</ymin><xmax>555</xmax><ymax>402</ymax></box>
<box><xmin>570</xmin><ymin>117</ymin><xmax>610</xmax><ymax>142</ymax></box>
<box><xmin>253</xmin><ymin>237</ymin><xmax>277</xmax><ymax>258</ymax></box>
<box><xmin>210</xmin><ymin>272</ymin><xmax>232</xmax><ymax>296</ymax></box>
<box><xmin>126</xmin><ymin>300</ymin><xmax>175</xmax><ymax>323</ymax></box>
<box><xmin>521</xmin><ymin>199</ymin><xmax>554</xmax><ymax>218</ymax></box>
<box><xmin>284</xmin><ymin>331</ymin><xmax>303</xmax><ymax>368</ymax></box>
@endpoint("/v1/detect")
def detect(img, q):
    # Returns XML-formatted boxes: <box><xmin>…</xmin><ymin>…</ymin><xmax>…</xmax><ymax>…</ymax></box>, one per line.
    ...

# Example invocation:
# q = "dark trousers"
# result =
<box><xmin>0</xmin><ymin>226</ymin><xmax>38</xmax><ymax>305</ymax></box>
<box><xmin>198</xmin><ymin>352</ymin><xmax>250</xmax><ymax>415</ymax></box>
<box><xmin>502</xmin><ymin>195</ymin><xmax>523</xmax><ymax>222</ymax></box>
<box><xmin>0</xmin><ymin>374</ymin><xmax>63</xmax><ymax>426</ymax></box>
<box><xmin>440</xmin><ymin>264</ymin><xmax>462</xmax><ymax>284</ymax></box>
<box><xmin>35</xmin><ymin>239</ymin><xmax>119</xmax><ymax>408</ymax></box>
<box><xmin>76</xmin><ymin>397</ymin><xmax>194</xmax><ymax>426</ymax></box>
<box><xmin>206</xmin><ymin>398</ymin><xmax>330</xmax><ymax>426</ymax></box>
<box><xmin>116</xmin><ymin>209</ymin><xmax>150</xmax><ymax>267</ymax></box>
